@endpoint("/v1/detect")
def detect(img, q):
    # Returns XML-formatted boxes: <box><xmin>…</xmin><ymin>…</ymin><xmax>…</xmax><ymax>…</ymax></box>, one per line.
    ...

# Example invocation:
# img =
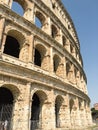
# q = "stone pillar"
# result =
<box><xmin>1</xmin><ymin>32</ymin><xmax>7</xmax><ymax>54</ymax></box>
<box><xmin>0</xmin><ymin>17</ymin><xmax>5</xmax><ymax>52</ymax></box>
<box><xmin>49</xmin><ymin>45</ymin><xmax>54</xmax><ymax>73</ymax></box>
<box><xmin>55</xmin><ymin>29</ymin><xmax>62</xmax><ymax>45</ymax></box>
<box><xmin>79</xmin><ymin>101</ymin><xmax>87</xmax><ymax>128</ymax></box>
<box><xmin>12</xmin><ymin>83</ymin><xmax>31</xmax><ymax>130</ymax></box>
<box><xmin>7</xmin><ymin>0</ymin><xmax>13</xmax><ymax>8</ymax></box>
<box><xmin>56</xmin><ymin>57</ymin><xmax>65</xmax><ymax>78</ymax></box>
<box><xmin>28</xmin><ymin>35</ymin><xmax>34</xmax><ymax>63</ymax></box>
<box><xmin>73</xmin><ymin>98</ymin><xmax>81</xmax><ymax>128</ymax></box>
<box><xmin>41</xmin><ymin>89</ymin><xmax>55</xmax><ymax>130</ymax></box>
<box><xmin>86</xmin><ymin>106</ymin><xmax>93</xmax><ymax>126</ymax></box>
<box><xmin>69</xmin><ymin>64</ymin><xmax>74</xmax><ymax>83</ymax></box>
<box><xmin>23</xmin><ymin>2</ymin><xmax>35</xmax><ymax>22</ymax></box>
<box><xmin>76</xmin><ymin>71</ymin><xmax>80</xmax><ymax>88</ymax></box>
<box><xmin>60</xmin><ymin>94</ymin><xmax>71</xmax><ymax>129</ymax></box>
<box><xmin>41</xmin><ymin>54</ymin><xmax>50</xmax><ymax>71</ymax></box>
<box><xmin>65</xmin><ymin>39</ymin><xmax>70</xmax><ymax>52</ymax></box>
<box><xmin>42</xmin><ymin>17</ymin><xmax>51</xmax><ymax>35</ymax></box>
<box><xmin>19</xmin><ymin>40</ymin><xmax>29</xmax><ymax>62</ymax></box>
<box><xmin>72</xmin><ymin>47</ymin><xmax>76</xmax><ymax>58</ymax></box>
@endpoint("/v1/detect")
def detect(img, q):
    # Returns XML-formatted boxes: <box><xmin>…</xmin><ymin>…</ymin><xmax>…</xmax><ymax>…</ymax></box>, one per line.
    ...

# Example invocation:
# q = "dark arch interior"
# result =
<box><xmin>51</xmin><ymin>25</ymin><xmax>57</xmax><ymax>38</ymax></box>
<box><xmin>53</xmin><ymin>57</ymin><xmax>59</xmax><ymax>72</ymax></box>
<box><xmin>53</xmin><ymin>59</ymin><xmax>57</xmax><ymax>72</ymax></box>
<box><xmin>0</xmin><ymin>87</ymin><xmax>14</xmax><ymax>122</ymax></box>
<box><xmin>55</xmin><ymin>100</ymin><xmax>60</xmax><ymax>128</ymax></box>
<box><xmin>3</xmin><ymin>35</ymin><xmax>20</xmax><ymax>58</ymax></box>
<box><xmin>0</xmin><ymin>87</ymin><xmax>13</xmax><ymax>104</ymax></box>
<box><xmin>31</xmin><ymin>93</ymin><xmax>40</xmax><ymax>120</ymax></box>
<box><xmin>34</xmin><ymin>49</ymin><xmax>41</xmax><ymax>67</ymax></box>
<box><xmin>31</xmin><ymin>93</ymin><xmax>40</xmax><ymax>129</ymax></box>
<box><xmin>70</xmin><ymin>99</ymin><xmax>74</xmax><ymax>113</ymax></box>
<box><xmin>66</xmin><ymin>63</ymin><xmax>70</xmax><ymax>76</ymax></box>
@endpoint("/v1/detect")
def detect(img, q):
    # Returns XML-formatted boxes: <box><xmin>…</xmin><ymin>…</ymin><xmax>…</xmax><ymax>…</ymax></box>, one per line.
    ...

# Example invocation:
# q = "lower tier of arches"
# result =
<box><xmin>0</xmin><ymin>80</ymin><xmax>93</xmax><ymax>130</ymax></box>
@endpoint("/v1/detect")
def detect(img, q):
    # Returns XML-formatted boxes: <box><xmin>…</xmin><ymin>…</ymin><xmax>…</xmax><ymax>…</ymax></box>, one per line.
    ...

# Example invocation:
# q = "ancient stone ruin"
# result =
<box><xmin>0</xmin><ymin>0</ymin><xmax>93</xmax><ymax>129</ymax></box>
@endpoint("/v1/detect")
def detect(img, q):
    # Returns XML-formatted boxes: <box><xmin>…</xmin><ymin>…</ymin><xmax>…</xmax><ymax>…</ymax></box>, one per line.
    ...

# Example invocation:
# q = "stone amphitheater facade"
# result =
<box><xmin>0</xmin><ymin>0</ymin><xmax>93</xmax><ymax>130</ymax></box>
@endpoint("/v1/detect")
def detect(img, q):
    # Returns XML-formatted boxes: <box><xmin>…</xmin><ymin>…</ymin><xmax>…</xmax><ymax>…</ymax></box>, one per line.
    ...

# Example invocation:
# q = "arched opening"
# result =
<box><xmin>34</xmin><ymin>49</ymin><xmax>41</xmax><ymax>67</ymax></box>
<box><xmin>35</xmin><ymin>17</ymin><xmax>42</xmax><ymax>28</ymax></box>
<box><xmin>31</xmin><ymin>93</ymin><xmax>41</xmax><ymax>130</ymax></box>
<box><xmin>34</xmin><ymin>44</ymin><xmax>47</xmax><ymax>69</ymax></box>
<box><xmin>69</xmin><ymin>99</ymin><xmax>74</xmax><ymax>113</ymax></box>
<box><xmin>12</xmin><ymin>1</ymin><xmax>24</xmax><ymax>16</ymax></box>
<box><xmin>51</xmin><ymin>25</ymin><xmax>58</xmax><ymax>38</ymax></box>
<box><xmin>35</xmin><ymin>11</ymin><xmax>45</xmax><ymax>29</ymax></box>
<box><xmin>62</xmin><ymin>36</ymin><xmax>66</xmax><ymax>47</ymax></box>
<box><xmin>55</xmin><ymin>100</ymin><xmax>60</xmax><ymax>128</ymax></box>
<box><xmin>3</xmin><ymin>35</ymin><xmax>20</xmax><ymax>58</ymax></box>
<box><xmin>53</xmin><ymin>55</ymin><xmax>60</xmax><ymax>73</ymax></box>
<box><xmin>55</xmin><ymin>96</ymin><xmax>64</xmax><ymax>128</ymax></box>
<box><xmin>0</xmin><ymin>87</ymin><xmax>14</xmax><ymax>129</ymax></box>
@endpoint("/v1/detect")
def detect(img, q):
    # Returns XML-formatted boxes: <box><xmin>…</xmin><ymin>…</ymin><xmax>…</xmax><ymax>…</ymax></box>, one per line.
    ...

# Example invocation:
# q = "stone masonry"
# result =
<box><xmin>0</xmin><ymin>0</ymin><xmax>93</xmax><ymax>130</ymax></box>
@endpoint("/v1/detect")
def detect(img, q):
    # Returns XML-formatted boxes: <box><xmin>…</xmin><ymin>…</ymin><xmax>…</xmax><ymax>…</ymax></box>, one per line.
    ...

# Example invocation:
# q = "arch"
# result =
<box><xmin>35</xmin><ymin>11</ymin><xmax>46</xmax><ymax>28</ymax></box>
<box><xmin>51</xmin><ymin>24</ymin><xmax>58</xmax><ymax>38</ymax></box>
<box><xmin>34</xmin><ymin>44</ymin><xmax>47</xmax><ymax>67</ymax></box>
<box><xmin>3</xmin><ymin>35</ymin><xmax>20</xmax><ymax>58</ymax></box>
<box><xmin>12</xmin><ymin>0</ymin><xmax>28</xmax><ymax>11</ymax></box>
<box><xmin>53</xmin><ymin>54</ymin><xmax>61</xmax><ymax>72</ymax></box>
<box><xmin>6</xmin><ymin>29</ymin><xmax>25</xmax><ymax>44</ymax></box>
<box><xmin>3</xmin><ymin>30</ymin><xmax>25</xmax><ymax>58</ymax></box>
<box><xmin>12</xmin><ymin>1</ymin><xmax>24</xmax><ymax>16</ymax></box>
<box><xmin>55</xmin><ymin>95</ymin><xmax>64</xmax><ymax>128</ymax></box>
<box><xmin>0</xmin><ymin>87</ymin><xmax>14</xmax><ymax>129</ymax></box>
<box><xmin>30</xmin><ymin>90</ymin><xmax>47</xmax><ymax>129</ymax></box>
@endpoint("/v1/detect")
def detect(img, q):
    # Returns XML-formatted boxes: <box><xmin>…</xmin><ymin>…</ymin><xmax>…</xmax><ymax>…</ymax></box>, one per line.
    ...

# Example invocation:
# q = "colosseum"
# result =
<box><xmin>0</xmin><ymin>0</ymin><xmax>93</xmax><ymax>130</ymax></box>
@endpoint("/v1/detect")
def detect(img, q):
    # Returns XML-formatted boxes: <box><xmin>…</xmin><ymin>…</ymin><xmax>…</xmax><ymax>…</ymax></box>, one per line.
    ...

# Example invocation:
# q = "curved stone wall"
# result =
<box><xmin>0</xmin><ymin>0</ymin><xmax>93</xmax><ymax>129</ymax></box>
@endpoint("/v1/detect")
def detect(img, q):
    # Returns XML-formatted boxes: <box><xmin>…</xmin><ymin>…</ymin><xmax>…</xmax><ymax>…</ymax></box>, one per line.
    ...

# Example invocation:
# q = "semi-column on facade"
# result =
<box><xmin>0</xmin><ymin>0</ymin><xmax>93</xmax><ymax>130</ymax></box>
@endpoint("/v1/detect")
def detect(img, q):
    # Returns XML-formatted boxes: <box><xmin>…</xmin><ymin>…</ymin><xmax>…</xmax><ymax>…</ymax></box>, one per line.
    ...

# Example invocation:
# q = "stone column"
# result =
<box><xmin>41</xmin><ymin>54</ymin><xmax>50</xmax><ymax>71</ymax></box>
<box><xmin>49</xmin><ymin>45</ymin><xmax>54</xmax><ymax>73</ymax></box>
<box><xmin>42</xmin><ymin>17</ymin><xmax>51</xmax><ymax>35</ymax></box>
<box><xmin>56</xmin><ymin>57</ymin><xmax>65</xmax><ymax>78</ymax></box>
<box><xmin>19</xmin><ymin>40</ymin><xmax>29</xmax><ymax>62</ymax></box>
<box><xmin>72</xmin><ymin>47</ymin><xmax>76</xmax><ymax>58</ymax></box>
<box><xmin>65</xmin><ymin>39</ymin><xmax>70</xmax><ymax>52</ymax></box>
<box><xmin>8</xmin><ymin>0</ymin><xmax>13</xmax><ymax>8</ymax></box>
<box><xmin>55</xmin><ymin>29</ymin><xmax>62</xmax><ymax>45</ymax></box>
<box><xmin>41</xmin><ymin>89</ymin><xmax>55</xmax><ymax>130</ymax></box>
<box><xmin>0</xmin><ymin>17</ymin><xmax>5</xmax><ymax>52</ymax></box>
<box><xmin>23</xmin><ymin>2</ymin><xmax>35</xmax><ymax>22</ymax></box>
<box><xmin>28</xmin><ymin>35</ymin><xmax>34</xmax><ymax>63</ymax></box>
<box><xmin>86</xmin><ymin>106</ymin><xmax>93</xmax><ymax>126</ymax></box>
<box><xmin>79</xmin><ymin>102</ymin><xmax>87</xmax><ymax>128</ymax></box>
<box><xmin>12</xmin><ymin>83</ymin><xmax>31</xmax><ymax>130</ymax></box>
<box><xmin>73</xmin><ymin>98</ymin><xmax>81</xmax><ymax>128</ymax></box>
<box><xmin>1</xmin><ymin>32</ymin><xmax>7</xmax><ymax>54</ymax></box>
<box><xmin>60</xmin><ymin>94</ymin><xmax>71</xmax><ymax>129</ymax></box>
<box><xmin>76</xmin><ymin>71</ymin><xmax>80</xmax><ymax>88</ymax></box>
<box><xmin>69</xmin><ymin>64</ymin><xmax>74</xmax><ymax>83</ymax></box>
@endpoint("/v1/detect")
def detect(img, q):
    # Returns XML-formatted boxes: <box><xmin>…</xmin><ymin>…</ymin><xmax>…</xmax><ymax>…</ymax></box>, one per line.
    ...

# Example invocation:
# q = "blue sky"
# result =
<box><xmin>12</xmin><ymin>1</ymin><xmax>98</xmax><ymax>107</ymax></box>
<box><xmin>62</xmin><ymin>0</ymin><xmax>98</xmax><ymax>107</ymax></box>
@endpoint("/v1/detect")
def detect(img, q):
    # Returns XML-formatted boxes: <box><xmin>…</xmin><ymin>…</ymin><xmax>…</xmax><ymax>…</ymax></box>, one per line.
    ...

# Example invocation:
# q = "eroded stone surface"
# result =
<box><xmin>0</xmin><ymin>0</ymin><xmax>93</xmax><ymax>130</ymax></box>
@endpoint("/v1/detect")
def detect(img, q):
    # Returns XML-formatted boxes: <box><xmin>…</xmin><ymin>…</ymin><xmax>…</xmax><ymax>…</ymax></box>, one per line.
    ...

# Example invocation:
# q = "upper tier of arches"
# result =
<box><xmin>1</xmin><ymin>0</ymin><xmax>80</xmax><ymax>50</ymax></box>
